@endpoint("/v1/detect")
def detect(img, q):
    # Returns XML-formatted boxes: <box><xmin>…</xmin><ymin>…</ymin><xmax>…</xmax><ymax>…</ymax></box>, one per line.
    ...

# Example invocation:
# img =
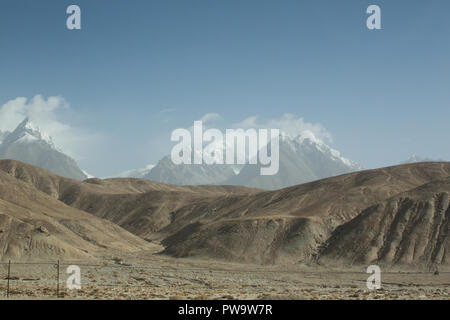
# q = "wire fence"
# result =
<box><xmin>0</xmin><ymin>260</ymin><xmax>255</xmax><ymax>299</ymax></box>
<box><xmin>1</xmin><ymin>260</ymin><xmax>447</xmax><ymax>299</ymax></box>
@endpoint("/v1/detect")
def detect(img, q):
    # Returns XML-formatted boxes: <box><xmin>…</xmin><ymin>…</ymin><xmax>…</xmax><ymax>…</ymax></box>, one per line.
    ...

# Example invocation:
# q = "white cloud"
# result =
<box><xmin>169</xmin><ymin>113</ymin><xmax>333</xmax><ymax>164</ymax></box>
<box><xmin>175</xmin><ymin>112</ymin><xmax>332</xmax><ymax>145</ymax></box>
<box><xmin>0</xmin><ymin>95</ymin><xmax>66</xmax><ymax>131</ymax></box>
<box><xmin>233</xmin><ymin>113</ymin><xmax>333</xmax><ymax>143</ymax></box>
<box><xmin>0</xmin><ymin>95</ymin><xmax>101</xmax><ymax>160</ymax></box>
<box><xmin>199</xmin><ymin>113</ymin><xmax>222</xmax><ymax>124</ymax></box>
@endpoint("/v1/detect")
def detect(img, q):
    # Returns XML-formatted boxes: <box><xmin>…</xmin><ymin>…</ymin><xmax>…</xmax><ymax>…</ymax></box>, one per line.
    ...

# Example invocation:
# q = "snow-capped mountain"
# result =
<box><xmin>143</xmin><ymin>155</ymin><xmax>236</xmax><ymax>185</ymax></box>
<box><xmin>118</xmin><ymin>164</ymin><xmax>155</xmax><ymax>178</ymax></box>
<box><xmin>0</xmin><ymin>118</ymin><xmax>88</xmax><ymax>180</ymax></box>
<box><xmin>224</xmin><ymin>132</ymin><xmax>360</xmax><ymax>189</ymax></box>
<box><xmin>133</xmin><ymin>131</ymin><xmax>360</xmax><ymax>189</ymax></box>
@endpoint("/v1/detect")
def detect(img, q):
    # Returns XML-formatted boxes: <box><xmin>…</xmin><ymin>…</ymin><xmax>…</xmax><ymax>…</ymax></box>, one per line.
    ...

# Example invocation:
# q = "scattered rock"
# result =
<box><xmin>37</xmin><ymin>226</ymin><xmax>49</xmax><ymax>234</ymax></box>
<box><xmin>112</xmin><ymin>257</ymin><xmax>123</xmax><ymax>264</ymax></box>
<box><xmin>132</xmin><ymin>276</ymin><xmax>147</xmax><ymax>282</ymax></box>
<box><xmin>112</xmin><ymin>257</ymin><xmax>131</xmax><ymax>266</ymax></box>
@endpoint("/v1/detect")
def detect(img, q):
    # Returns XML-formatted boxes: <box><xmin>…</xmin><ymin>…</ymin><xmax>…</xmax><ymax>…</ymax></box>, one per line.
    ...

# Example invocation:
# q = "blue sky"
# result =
<box><xmin>0</xmin><ymin>0</ymin><xmax>449</xmax><ymax>176</ymax></box>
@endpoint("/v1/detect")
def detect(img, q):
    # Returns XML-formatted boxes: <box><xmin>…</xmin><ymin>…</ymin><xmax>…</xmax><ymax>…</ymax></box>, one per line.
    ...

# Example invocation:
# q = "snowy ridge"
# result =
<box><xmin>122</xmin><ymin>129</ymin><xmax>360</xmax><ymax>189</ymax></box>
<box><xmin>118</xmin><ymin>164</ymin><xmax>155</xmax><ymax>178</ymax></box>
<box><xmin>281</xmin><ymin>131</ymin><xmax>360</xmax><ymax>170</ymax></box>
<box><xmin>0</xmin><ymin>118</ymin><xmax>88</xmax><ymax>180</ymax></box>
<box><xmin>4</xmin><ymin>118</ymin><xmax>57</xmax><ymax>149</ymax></box>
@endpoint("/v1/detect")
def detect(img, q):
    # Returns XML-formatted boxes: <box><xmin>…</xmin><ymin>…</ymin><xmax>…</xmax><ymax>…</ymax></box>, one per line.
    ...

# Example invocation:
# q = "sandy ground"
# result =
<box><xmin>0</xmin><ymin>247</ymin><xmax>448</xmax><ymax>300</ymax></box>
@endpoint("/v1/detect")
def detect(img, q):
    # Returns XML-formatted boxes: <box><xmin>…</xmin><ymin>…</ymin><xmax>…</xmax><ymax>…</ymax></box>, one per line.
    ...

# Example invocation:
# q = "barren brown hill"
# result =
<box><xmin>1</xmin><ymin>159</ymin><xmax>449</xmax><ymax>268</ymax></box>
<box><xmin>0</xmin><ymin>159</ymin><xmax>256</xmax><ymax>196</ymax></box>
<box><xmin>0</xmin><ymin>159</ymin><xmax>259</xmax><ymax>238</ymax></box>
<box><xmin>318</xmin><ymin>177</ymin><xmax>450</xmax><ymax>269</ymax></box>
<box><xmin>160</xmin><ymin>163</ymin><xmax>450</xmax><ymax>265</ymax></box>
<box><xmin>0</xmin><ymin>160</ymin><xmax>154</xmax><ymax>261</ymax></box>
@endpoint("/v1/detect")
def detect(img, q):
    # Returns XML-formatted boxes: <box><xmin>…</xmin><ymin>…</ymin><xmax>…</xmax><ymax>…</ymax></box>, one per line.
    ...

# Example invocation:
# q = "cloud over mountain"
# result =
<box><xmin>126</xmin><ymin>113</ymin><xmax>359</xmax><ymax>189</ymax></box>
<box><xmin>0</xmin><ymin>95</ymin><xmax>101</xmax><ymax>161</ymax></box>
<box><xmin>233</xmin><ymin>113</ymin><xmax>333</xmax><ymax>144</ymax></box>
<box><xmin>0</xmin><ymin>118</ymin><xmax>88</xmax><ymax>180</ymax></box>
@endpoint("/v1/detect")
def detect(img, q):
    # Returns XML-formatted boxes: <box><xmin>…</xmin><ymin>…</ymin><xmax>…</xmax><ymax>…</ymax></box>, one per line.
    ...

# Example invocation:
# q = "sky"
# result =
<box><xmin>0</xmin><ymin>0</ymin><xmax>449</xmax><ymax>177</ymax></box>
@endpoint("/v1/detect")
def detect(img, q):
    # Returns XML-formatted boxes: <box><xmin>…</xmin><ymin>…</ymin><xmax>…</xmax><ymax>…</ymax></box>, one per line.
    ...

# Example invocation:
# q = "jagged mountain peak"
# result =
<box><xmin>280</xmin><ymin>130</ymin><xmax>324</xmax><ymax>146</ymax></box>
<box><xmin>280</xmin><ymin>131</ymin><xmax>360</xmax><ymax>170</ymax></box>
<box><xmin>0</xmin><ymin>118</ymin><xmax>87</xmax><ymax>180</ymax></box>
<box><xmin>3</xmin><ymin>117</ymin><xmax>56</xmax><ymax>150</ymax></box>
<box><xmin>131</xmin><ymin>129</ymin><xmax>361</xmax><ymax>189</ymax></box>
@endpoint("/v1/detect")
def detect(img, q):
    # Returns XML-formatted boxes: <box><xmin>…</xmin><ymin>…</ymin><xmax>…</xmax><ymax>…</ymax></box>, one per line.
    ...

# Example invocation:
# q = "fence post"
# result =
<box><xmin>6</xmin><ymin>260</ymin><xmax>11</xmax><ymax>298</ymax></box>
<box><xmin>56</xmin><ymin>260</ymin><xmax>60</xmax><ymax>298</ymax></box>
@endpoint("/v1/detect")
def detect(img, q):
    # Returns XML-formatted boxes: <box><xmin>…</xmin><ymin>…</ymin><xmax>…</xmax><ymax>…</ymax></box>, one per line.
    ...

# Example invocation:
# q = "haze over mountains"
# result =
<box><xmin>3</xmin><ymin>118</ymin><xmax>445</xmax><ymax>193</ymax></box>
<box><xmin>0</xmin><ymin>118</ymin><xmax>362</xmax><ymax>189</ymax></box>
<box><xmin>0</xmin><ymin>159</ymin><xmax>448</xmax><ymax>270</ymax></box>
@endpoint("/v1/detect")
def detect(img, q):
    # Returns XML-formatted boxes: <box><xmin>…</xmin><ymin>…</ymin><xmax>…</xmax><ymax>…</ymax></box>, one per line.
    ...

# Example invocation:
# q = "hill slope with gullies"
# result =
<box><xmin>318</xmin><ymin>177</ymin><xmax>450</xmax><ymax>269</ymax></box>
<box><xmin>0</xmin><ymin>160</ymin><xmax>259</xmax><ymax>238</ymax></box>
<box><xmin>0</xmin><ymin>160</ymin><xmax>154</xmax><ymax>261</ymax></box>
<box><xmin>160</xmin><ymin>162</ymin><xmax>450</xmax><ymax>266</ymax></box>
<box><xmin>0</xmin><ymin>159</ymin><xmax>449</xmax><ymax>269</ymax></box>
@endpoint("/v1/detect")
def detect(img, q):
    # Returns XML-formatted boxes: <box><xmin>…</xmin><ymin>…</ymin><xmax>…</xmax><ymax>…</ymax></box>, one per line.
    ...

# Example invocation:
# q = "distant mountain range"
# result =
<box><xmin>223</xmin><ymin>133</ymin><xmax>361</xmax><ymax>189</ymax></box>
<box><xmin>0</xmin><ymin>118</ymin><xmax>362</xmax><ymax>187</ymax></box>
<box><xmin>0</xmin><ymin>118</ymin><xmax>87</xmax><ymax>180</ymax></box>
<box><xmin>123</xmin><ymin>132</ymin><xmax>361</xmax><ymax>190</ymax></box>
<box><xmin>3</xmin><ymin>119</ymin><xmax>447</xmax><ymax>190</ymax></box>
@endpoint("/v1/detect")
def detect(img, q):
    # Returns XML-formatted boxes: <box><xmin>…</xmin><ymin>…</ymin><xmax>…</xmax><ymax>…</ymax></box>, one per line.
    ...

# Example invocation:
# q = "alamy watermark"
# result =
<box><xmin>366</xmin><ymin>265</ymin><xmax>381</xmax><ymax>290</ymax></box>
<box><xmin>66</xmin><ymin>265</ymin><xmax>81</xmax><ymax>290</ymax></box>
<box><xmin>66</xmin><ymin>5</ymin><xmax>81</xmax><ymax>30</ymax></box>
<box><xmin>65</xmin><ymin>4</ymin><xmax>381</xmax><ymax>31</ymax></box>
<box><xmin>171</xmin><ymin>121</ymin><xmax>280</xmax><ymax>176</ymax></box>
